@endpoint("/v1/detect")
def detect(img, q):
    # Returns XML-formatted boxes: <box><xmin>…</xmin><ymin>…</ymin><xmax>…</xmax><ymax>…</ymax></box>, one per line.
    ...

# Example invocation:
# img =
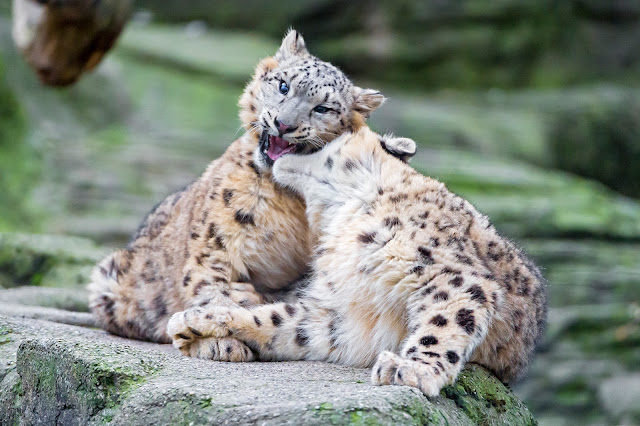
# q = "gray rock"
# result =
<box><xmin>0</xmin><ymin>314</ymin><xmax>536</xmax><ymax>425</ymax></box>
<box><xmin>0</xmin><ymin>233</ymin><xmax>106</xmax><ymax>289</ymax></box>
<box><xmin>0</xmin><ymin>303</ymin><xmax>96</xmax><ymax>328</ymax></box>
<box><xmin>598</xmin><ymin>374</ymin><xmax>640</xmax><ymax>423</ymax></box>
<box><xmin>513</xmin><ymin>302</ymin><xmax>640</xmax><ymax>425</ymax></box>
<box><xmin>0</xmin><ymin>286</ymin><xmax>90</xmax><ymax>311</ymax></box>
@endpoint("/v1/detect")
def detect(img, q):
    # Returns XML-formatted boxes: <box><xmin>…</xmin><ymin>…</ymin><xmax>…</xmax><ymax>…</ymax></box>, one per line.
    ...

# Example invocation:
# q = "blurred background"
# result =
<box><xmin>1</xmin><ymin>1</ymin><xmax>640</xmax><ymax>424</ymax></box>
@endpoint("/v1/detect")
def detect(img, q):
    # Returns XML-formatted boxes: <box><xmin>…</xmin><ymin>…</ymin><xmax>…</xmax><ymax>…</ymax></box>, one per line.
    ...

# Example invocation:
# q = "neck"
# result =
<box><xmin>350</xmin><ymin>111</ymin><xmax>366</xmax><ymax>132</ymax></box>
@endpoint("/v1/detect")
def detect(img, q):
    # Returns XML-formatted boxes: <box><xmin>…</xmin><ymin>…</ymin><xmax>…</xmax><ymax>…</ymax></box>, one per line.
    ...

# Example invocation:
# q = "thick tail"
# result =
<box><xmin>88</xmin><ymin>250</ymin><xmax>170</xmax><ymax>343</ymax></box>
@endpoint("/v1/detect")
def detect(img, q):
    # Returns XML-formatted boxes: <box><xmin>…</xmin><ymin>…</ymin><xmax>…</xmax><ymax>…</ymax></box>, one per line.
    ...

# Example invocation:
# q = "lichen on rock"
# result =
<box><xmin>0</xmin><ymin>314</ymin><xmax>536</xmax><ymax>425</ymax></box>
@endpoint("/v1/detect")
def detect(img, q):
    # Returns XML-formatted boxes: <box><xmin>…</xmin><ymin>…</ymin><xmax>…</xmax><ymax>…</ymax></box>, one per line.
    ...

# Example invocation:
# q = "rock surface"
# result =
<box><xmin>0</xmin><ymin>233</ymin><xmax>106</xmax><ymax>289</ymax></box>
<box><xmin>134</xmin><ymin>0</ymin><xmax>640</xmax><ymax>88</ymax></box>
<box><xmin>0</xmin><ymin>312</ymin><xmax>536</xmax><ymax>425</ymax></box>
<box><xmin>598</xmin><ymin>374</ymin><xmax>640</xmax><ymax>424</ymax></box>
<box><xmin>2</xmin><ymin>228</ymin><xmax>639</xmax><ymax>425</ymax></box>
<box><xmin>0</xmin><ymin>235</ymin><xmax>536</xmax><ymax>424</ymax></box>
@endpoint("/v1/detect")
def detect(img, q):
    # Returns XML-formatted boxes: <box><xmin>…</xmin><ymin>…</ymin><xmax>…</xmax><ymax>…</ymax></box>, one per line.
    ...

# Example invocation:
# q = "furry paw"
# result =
<box><xmin>371</xmin><ymin>351</ymin><xmax>441</xmax><ymax>397</ymax></box>
<box><xmin>185</xmin><ymin>336</ymin><xmax>255</xmax><ymax>362</ymax></box>
<box><xmin>167</xmin><ymin>308</ymin><xmax>231</xmax><ymax>350</ymax></box>
<box><xmin>228</xmin><ymin>282</ymin><xmax>264</xmax><ymax>307</ymax></box>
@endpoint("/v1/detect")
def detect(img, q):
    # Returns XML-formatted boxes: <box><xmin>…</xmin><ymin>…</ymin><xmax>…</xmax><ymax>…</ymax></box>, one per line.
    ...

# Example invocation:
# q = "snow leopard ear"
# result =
<box><xmin>352</xmin><ymin>87</ymin><xmax>386</xmax><ymax>118</ymax></box>
<box><xmin>275</xmin><ymin>29</ymin><xmax>309</xmax><ymax>62</ymax></box>
<box><xmin>380</xmin><ymin>135</ymin><xmax>417</xmax><ymax>163</ymax></box>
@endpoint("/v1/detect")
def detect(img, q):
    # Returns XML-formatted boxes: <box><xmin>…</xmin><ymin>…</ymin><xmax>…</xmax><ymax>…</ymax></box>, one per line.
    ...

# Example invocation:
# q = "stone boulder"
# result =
<box><xmin>0</xmin><ymin>233</ymin><xmax>106</xmax><ymax>289</ymax></box>
<box><xmin>0</xmin><ymin>234</ymin><xmax>537</xmax><ymax>424</ymax></box>
<box><xmin>133</xmin><ymin>0</ymin><xmax>640</xmax><ymax>89</ymax></box>
<box><xmin>0</xmin><ymin>312</ymin><xmax>536</xmax><ymax>425</ymax></box>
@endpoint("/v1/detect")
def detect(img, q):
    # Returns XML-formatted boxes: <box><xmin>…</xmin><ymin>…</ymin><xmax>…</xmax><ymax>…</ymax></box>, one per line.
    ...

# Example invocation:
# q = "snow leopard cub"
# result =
<box><xmin>167</xmin><ymin>127</ymin><xmax>547</xmax><ymax>396</ymax></box>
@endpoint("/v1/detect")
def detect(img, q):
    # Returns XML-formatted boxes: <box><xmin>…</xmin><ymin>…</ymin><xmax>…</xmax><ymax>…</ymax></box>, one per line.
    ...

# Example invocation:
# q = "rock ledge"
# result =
<box><xmin>0</xmin><ymin>311</ymin><xmax>535</xmax><ymax>425</ymax></box>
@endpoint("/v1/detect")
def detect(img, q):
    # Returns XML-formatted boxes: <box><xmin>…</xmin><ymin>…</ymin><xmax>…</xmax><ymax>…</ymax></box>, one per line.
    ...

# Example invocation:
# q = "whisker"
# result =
<box><xmin>308</xmin><ymin>138</ymin><xmax>324</xmax><ymax>149</ymax></box>
<box><xmin>247</xmin><ymin>123</ymin><xmax>263</xmax><ymax>136</ymax></box>
<box><xmin>238</xmin><ymin>121</ymin><xmax>263</xmax><ymax>138</ymax></box>
<box><xmin>234</xmin><ymin>124</ymin><xmax>246</xmax><ymax>136</ymax></box>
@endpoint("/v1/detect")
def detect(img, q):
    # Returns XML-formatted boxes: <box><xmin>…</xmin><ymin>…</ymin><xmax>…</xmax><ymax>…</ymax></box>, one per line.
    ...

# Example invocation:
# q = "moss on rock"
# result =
<box><xmin>442</xmin><ymin>365</ymin><xmax>536</xmax><ymax>425</ymax></box>
<box><xmin>135</xmin><ymin>0</ymin><xmax>640</xmax><ymax>89</ymax></box>
<box><xmin>0</xmin><ymin>233</ymin><xmax>106</xmax><ymax>288</ymax></box>
<box><xmin>0</xmin><ymin>322</ymin><xmax>21</xmax><ymax>425</ymax></box>
<box><xmin>548</xmin><ymin>96</ymin><xmax>640</xmax><ymax>198</ymax></box>
<box><xmin>523</xmin><ymin>240</ymin><xmax>640</xmax><ymax>306</ymax></box>
<box><xmin>411</xmin><ymin>148</ymin><xmax>640</xmax><ymax>240</ymax></box>
<box><xmin>0</xmin><ymin>51</ymin><xmax>40</xmax><ymax>233</ymax></box>
<box><xmin>0</xmin><ymin>314</ymin><xmax>536</xmax><ymax>425</ymax></box>
<box><xmin>17</xmin><ymin>338</ymin><xmax>164</xmax><ymax>425</ymax></box>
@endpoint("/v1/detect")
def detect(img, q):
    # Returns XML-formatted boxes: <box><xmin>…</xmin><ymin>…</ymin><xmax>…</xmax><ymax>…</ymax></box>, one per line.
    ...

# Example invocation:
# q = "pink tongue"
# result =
<box><xmin>267</xmin><ymin>136</ymin><xmax>296</xmax><ymax>161</ymax></box>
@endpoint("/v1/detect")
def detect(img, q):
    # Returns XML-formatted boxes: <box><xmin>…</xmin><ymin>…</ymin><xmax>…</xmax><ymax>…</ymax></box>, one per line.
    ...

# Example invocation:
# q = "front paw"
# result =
<box><xmin>187</xmin><ymin>336</ymin><xmax>255</xmax><ymax>362</ymax></box>
<box><xmin>167</xmin><ymin>308</ymin><xmax>231</xmax><ymax>350</ymax></box>
<box><xmin>371</xmin><ymin>351</ymin><xmax>441</xmax><ymax>397</ymax></box>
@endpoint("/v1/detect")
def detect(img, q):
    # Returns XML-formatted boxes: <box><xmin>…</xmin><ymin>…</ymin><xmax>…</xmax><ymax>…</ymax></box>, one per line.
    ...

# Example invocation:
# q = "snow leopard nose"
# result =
<box><xmin>274</xmin><ymin>118</ymin><xmax>297</xmax><ymax>135</ymax></box>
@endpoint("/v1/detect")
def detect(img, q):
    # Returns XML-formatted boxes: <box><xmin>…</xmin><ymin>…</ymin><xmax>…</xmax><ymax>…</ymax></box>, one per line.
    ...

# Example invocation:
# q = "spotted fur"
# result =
<box><xmin>88</xmin><ymin>30</ymin><xmax>410</xmax><ymax>360</ymax></box>
<box><xmin>167</xmin><ymin>127</ymin><xmax>547</xmax><ymax>396</ymax></box>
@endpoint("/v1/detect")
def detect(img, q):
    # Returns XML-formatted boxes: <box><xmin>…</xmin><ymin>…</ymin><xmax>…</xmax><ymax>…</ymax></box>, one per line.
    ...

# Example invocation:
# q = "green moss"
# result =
<box><xmin>198</xmin><ymin>397</ymin><xmax>213</xmax><ymax>408</ymax></box>
<box><xmin>0</xmin><ymin>53</ymin><xmax>41</xmax><ymax>233</ymax></box>
<box><xmin>554</xmin><ymin>380</ymin><xmax>593</xmax><ymax>407</ymax></box>
<box><xmin>112</xmin><ymin>52</ymin><xmax>243</xmax><ymax>150</ymax></box>
<box><xmin>349</xmin><ymin>410</ymin><xmax>385</xmax><ymax>425</ymax></box>
<box><xmin>411</xmin><ymin>147</ymin><xmax>640</xmax><ymax>240</ymax></box>
<box><xmin>392</xmin><ymin>398</ymin><xmax>448</xmax><ymax>425</ymax></box>
<box><xmin>442</xmin><ymin>365</ymin><xmax>536</xmax><ymax>425</ymax></box>
<box><xmin>17</xmin><ymin>338</ymin><xmax>165</xmax><ymax>423</ymax></box>
<box><xmin>565</xmin><ymin>318</ymin><xmax>640</xmax><ymax>370</ymax></box>
<box><xmin>306</xmin><ymin>397</ymin><xmax>454</xmax><ymax>425</ymax></box>
<box><xmin>0</xmin><ymin>369</ymin><xmax>22</xmax><ymax>426</ymax></box>
<box><xmin>130</xmin><ymin>0</ymin><xmax>634</xmax><ymax>89</ymax></box>
<box><xmin>0</xmin><ymin>322</ymin><xmax>15</xmax><ymax>400</ymax></box>
<box><xmin>117</xmin><ymin>24</ymin><xmax>276</xmax><ymax>85</ymax></box>
<box><xmin>0</xmin><ymin>324</ymin><xmax>13</xmax><ymax>333</ymax></box>
<box><xmin>0</xmin><ymin>233</ymin><xmax>105</xmax><ymax>288</ymax></box>
<box><xmin>548</xmin><ymin>97</ymin><xmax>640</xmax><ymax>198</ymax></box>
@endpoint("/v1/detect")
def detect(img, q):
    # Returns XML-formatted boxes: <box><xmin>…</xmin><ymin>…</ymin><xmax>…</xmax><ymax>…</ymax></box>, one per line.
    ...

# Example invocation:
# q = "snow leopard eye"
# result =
<box><xmin>279</xmin><ymin>81</ymin><xmax>289</xmax><ymax>95</ymax></box>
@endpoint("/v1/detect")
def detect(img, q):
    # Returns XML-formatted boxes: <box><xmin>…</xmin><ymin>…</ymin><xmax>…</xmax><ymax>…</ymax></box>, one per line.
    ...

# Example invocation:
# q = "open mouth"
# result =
<box><xmin>260</xmin><ymin>131</ymin><xmax>298</xmax><ymax>164</ymax></box>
